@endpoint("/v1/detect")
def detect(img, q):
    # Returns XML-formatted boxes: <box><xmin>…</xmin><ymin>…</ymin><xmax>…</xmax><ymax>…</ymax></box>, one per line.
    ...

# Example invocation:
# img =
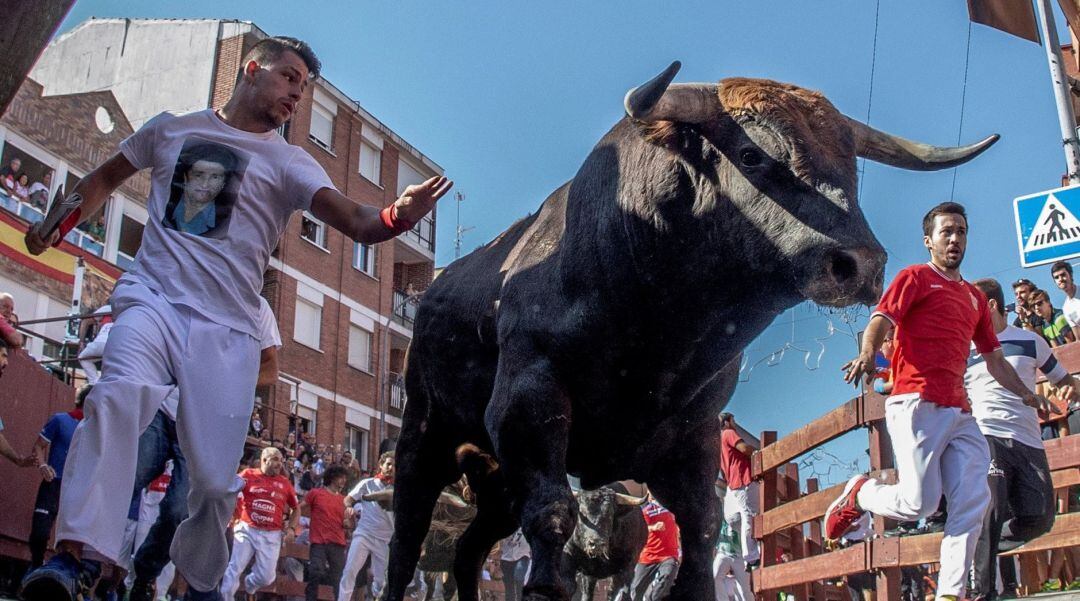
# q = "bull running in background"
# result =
<box><xmin>563</xmin><ymin>484</ymin><xmax>647</xmax><ymax>601</ymax></box>
<box><xmin>380</xmin><ymin>61</ymin><xmax>999</xmax><ymax>601</ymax></box>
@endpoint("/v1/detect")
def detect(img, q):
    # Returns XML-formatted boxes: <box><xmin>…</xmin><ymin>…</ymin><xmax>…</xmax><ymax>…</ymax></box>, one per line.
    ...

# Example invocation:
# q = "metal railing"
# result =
<box><xmin>402</xmin><ymin>213</ymin><xmax>435</xmax><ymax>253</ymax></box>
<box><xmin>391</xmin><ymin>289</ymin><xmax>419</xmax><ymax>328</ymax></box>
<box><xmin>389</xmin><ymin>372</ymin><xmax>407</xmax><ymax>410</ymax></box>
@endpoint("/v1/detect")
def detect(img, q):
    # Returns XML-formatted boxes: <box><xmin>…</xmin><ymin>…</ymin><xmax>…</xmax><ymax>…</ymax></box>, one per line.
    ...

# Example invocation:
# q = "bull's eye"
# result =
<box><xmin>739</xmin><ymin>148</ymin><xmax>764</xmax><ymax>168</ymax></box>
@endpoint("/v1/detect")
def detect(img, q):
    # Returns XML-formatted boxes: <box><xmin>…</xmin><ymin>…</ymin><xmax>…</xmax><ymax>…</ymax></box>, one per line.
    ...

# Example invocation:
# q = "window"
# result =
<box><xmin>353</xmin><ymin>242</ymin><xmax>376</xmax><ymax>276</ymax></box>
<box><xmin>300</xmin><ymin>211</ymin><xmax>326</xmax><ymax>248</ymax></box>
<box><xmin>293</xmin><ymin>283</ymin><xmax>323</xmax><ymax>350</ymax></box>
<box><xmin>359</xmin><ymin>139</ymin><xmax>381</xmax><ymax>185</ymax></box>
<box><xmin>308</xmin><ymin>88</ymin><xmax>337</xmax><ymax>151</ymax></box>
<box><xmin>348</xmin><ymin>324</ymin><xmax>373</xmax><ymax>372</ymax></box>
<box><xmin>344</xmin><ymin>425</ymin><xmax>369</xmax><ymax>469</ymax></box>
<box><xmin>117</xmin><ymin>214</ymin><xmax>145</xmax><ymax>271</ymax></box>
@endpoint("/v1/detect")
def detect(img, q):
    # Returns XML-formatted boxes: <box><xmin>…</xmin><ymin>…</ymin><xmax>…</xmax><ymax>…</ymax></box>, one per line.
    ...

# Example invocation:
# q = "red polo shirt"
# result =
<box><xmin>638</xmin><ymin>502</ymin><xmax>680</xmax><ymax>564</ymax></box>
<box><xmin>720</xmin><ymin>429</ymin><xmax>752</xmax><ymax>490</ymax></box>
<box><xmin>873</xmin><ymin>263</ymin><xmax>999</xmax><ymax>411</ymax></box>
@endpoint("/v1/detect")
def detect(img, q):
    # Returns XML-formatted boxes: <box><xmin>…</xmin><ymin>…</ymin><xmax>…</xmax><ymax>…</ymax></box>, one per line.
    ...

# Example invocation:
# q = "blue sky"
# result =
<box><xmin>56</xmin><ymin>1</ymin><xmax>1078</xmax><ymax>485</ymax></box>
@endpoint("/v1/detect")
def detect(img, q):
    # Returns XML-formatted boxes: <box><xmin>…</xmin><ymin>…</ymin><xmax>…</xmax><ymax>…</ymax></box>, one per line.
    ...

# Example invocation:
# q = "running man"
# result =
<box><xmin>220</xmin><ymin>446</ymin><xmax>299</xmax><ymax>600</ymax></box>
<box><xmin>338</xmin><ymin>451</ymin><xmax>395</xmax><ymax>601</ymax></box>
<box><xmin>827</xmin><ymin>202</ymin><xmax>1054</xmax><ymax>601</ymax></box>
<box><xmin>629</xmin><ymin>491</ymin><xmax>680</xmax><ymax>601</ymax></box>
<box><xmin>19</xmin><ymin>36</ymin><xmax>451</xmax><ymax>601</ymax></box>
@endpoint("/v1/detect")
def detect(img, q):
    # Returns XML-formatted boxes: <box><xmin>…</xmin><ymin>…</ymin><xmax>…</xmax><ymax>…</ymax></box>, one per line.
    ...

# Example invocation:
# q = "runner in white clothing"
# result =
<box><xmin>20</xmin><ymin>35</ymin><xmax>451</xmax><ymax>601</ymax></box>
<box><xmin>967</xmin><ymin>278</ymin><xmax>1076</xmax><ymax>601</ymax></box>
<box><xmin>338</xmin><ymin>452</ymin><xmax>395</xmax><ymax>601</ymax></box>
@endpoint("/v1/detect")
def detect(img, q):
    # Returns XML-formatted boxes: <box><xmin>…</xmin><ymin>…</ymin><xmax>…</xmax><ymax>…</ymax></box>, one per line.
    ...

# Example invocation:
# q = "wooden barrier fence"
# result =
<box><xmin>749</xmin><ymin>346</ymin><xmax>1080</xmax><ymax>601</ymax></box>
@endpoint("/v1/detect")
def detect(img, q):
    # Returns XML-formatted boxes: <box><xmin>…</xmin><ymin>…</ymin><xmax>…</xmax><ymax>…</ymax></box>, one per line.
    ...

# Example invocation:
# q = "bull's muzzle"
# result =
<box><xmin>822</xmin><ymin>247</ymin><xmax>885</xmax><ymax>306</ymax></box>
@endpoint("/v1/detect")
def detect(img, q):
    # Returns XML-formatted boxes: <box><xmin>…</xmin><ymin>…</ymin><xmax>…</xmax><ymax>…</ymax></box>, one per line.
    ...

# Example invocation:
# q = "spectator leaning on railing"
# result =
<box><xmin>1025</xmin><ymin>288</ymin><xmax>1075</xmax><ymax>347</ymax></box>
<box><xmin>1052</xmin><ymin>261</ymin><xmax>1080</xmax><ymax>342</ymax></box>
<box><xmin>1012</xmin><ymin>279</ymin><xmax>1045</xmax><ymax>332</ymax></box>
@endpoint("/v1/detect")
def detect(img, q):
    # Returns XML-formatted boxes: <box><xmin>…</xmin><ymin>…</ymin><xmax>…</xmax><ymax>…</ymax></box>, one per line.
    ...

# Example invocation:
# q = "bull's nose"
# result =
<box><xmin>827</xmin><ymin>247</ymin><xmax>886</xmax><ymax>303</ymax></box>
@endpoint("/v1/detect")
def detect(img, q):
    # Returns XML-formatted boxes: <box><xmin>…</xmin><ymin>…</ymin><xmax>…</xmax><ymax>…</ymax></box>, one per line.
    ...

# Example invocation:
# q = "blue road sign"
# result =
<box><xmin>1014</xmin><ymin>184</ymin><xmax>1080</xmax><ymax>267</ymax></box>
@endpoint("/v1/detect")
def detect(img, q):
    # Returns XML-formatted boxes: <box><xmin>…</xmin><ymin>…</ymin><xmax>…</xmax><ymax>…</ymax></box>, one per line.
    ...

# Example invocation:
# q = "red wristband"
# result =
<box><xmin>380</xmin><ymin>204</ymin><xmax>415</xmax><ymax>236</ymax></box>
<box><xmin>52</xmin><ymin>208</ymin><xmax>82</xmax><ymax>247</ymax></box>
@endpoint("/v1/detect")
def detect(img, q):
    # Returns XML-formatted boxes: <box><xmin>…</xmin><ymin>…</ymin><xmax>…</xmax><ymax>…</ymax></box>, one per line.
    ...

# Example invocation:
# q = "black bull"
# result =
<box><xmin>564</xmin><ymin>485</ymin><xmax>648</xmax><ymax>601</ymax></box>
<box><xmin>380</xmin><ymin>61</ymin><xmax>998</xmax><ymax>601</ymax></box>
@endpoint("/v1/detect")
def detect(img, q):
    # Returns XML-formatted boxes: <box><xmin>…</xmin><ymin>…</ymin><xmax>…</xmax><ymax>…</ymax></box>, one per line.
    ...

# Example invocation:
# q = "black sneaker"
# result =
<box><xmin>19</xmin><ymin>553</ymin><xmax>100</xmax><ymax>601</ymax></box>
<box><xmin>128</xmin><ymin>577</ymin><xmax>155</xmax><ymax>601</ymax></box>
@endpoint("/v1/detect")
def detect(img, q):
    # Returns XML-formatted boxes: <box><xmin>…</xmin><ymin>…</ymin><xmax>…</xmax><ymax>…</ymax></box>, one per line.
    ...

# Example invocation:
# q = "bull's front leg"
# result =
<box><xmin>487</xmin><ymin>358</ymin><xmax>576</xmax><ymax>601</ymax></box>
<box><xmin>647</xmin><ymin>422</ymin><xmax>722</xmax><ymax>601</ymax></box>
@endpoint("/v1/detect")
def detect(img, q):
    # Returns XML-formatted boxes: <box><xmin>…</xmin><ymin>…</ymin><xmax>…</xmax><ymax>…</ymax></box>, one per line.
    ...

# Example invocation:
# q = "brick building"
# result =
<box><xmin>4</xmin><ymin>17</ymin><xmax>443</xmax><ymax>468</ymax></box>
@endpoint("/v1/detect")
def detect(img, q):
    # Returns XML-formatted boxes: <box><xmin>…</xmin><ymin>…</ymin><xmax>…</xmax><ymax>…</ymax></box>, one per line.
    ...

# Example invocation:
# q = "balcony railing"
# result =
<box><xmin>402</xmin><ymin>213</ymin><xmax>435</xmax><ymax>253</ymax></box>
<box><xmin>392</xmin><ymin>289</ymin><xmax>419</xmax><ymax>328</ymax></box>
<box><xmin>0</xmin><ymin>191</ymin><xmax>105</xmax><ymax>257</ymax></box>
<box><xmin>389</xmin><ymin>372</ymin><xmax>407</xmax><ymax>410</ymax></box>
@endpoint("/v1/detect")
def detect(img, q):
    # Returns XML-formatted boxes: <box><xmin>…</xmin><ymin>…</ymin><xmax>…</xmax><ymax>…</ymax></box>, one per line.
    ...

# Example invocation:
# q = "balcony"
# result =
<box><xmin>389</xmin><ymin>372</ymin><xmax>407</xmax><ymax>410</ymax></box>
<box><xmin>395</xmin><ymin>213</ymin><xmax>435</xmax><ymax>262</ymax></box>
<box><xmin>392</xmin><ymin>289</ymin><xmax>419</xmax><ymax>329</ymax></box>
<box><xmin>0</xmin><ymin>191</ymin><xmax>105</xmax><ymax>257</ymax></box>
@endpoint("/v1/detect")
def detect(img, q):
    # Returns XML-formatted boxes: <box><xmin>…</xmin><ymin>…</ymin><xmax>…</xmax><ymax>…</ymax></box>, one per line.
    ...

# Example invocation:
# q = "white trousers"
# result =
<box><xmin>713</xmin><ymin>554</ymin><xmax>751</xmax><ymax>601</ymax></box>
<box><xmin>723</xmin><ymin>482</ymin><xmax>760</xmax><ymax>564</ymax></box>
<box><xmin>338</xmin><ymin>534</ymin><xmax>389</xmax><ymax>601</ymax></box>
<box><xmin>220</xmin><ymin>522</ymin><xmax>283</xmax><ymax>597</ymax></box>
<box><xmin>123</xmin><ymin>501</ymin><xmax>176</xmax><ymax>597</ymax></box>
<box><xmin>54</xmin><ymin>281</ymin><xmax>259</xmax><ymax>592</ymax></box>
<box><xmin>855</xmin><ymin>393</ymin><xmax>991</xmax><ymax>599</ymax></box>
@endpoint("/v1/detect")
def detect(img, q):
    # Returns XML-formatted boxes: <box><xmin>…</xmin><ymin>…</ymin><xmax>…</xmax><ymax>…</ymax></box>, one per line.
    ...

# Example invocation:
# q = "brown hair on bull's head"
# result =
<box><xmin>620</xmin><ymin>61</ymin><xmax>998</xmax><ymax>307</ymax></box>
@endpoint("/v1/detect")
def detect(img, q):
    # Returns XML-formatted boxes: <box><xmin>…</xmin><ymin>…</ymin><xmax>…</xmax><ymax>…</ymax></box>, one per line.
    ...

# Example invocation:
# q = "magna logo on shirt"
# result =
<box><xmin>251</xmin><ymin>499</ymin><xmax>277</xmax><ymax>523</ymax></box>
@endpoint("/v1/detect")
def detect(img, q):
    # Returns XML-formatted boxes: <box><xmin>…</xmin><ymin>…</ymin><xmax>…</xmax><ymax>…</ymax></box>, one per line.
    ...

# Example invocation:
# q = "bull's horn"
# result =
<box><xmin>438</xmin><ymin>491</ymin><xmax>470</xmax><ymax>508</ymax></box>
<box><xmin>614</xmin><ymin>493</ymin><xmax>647</xmax><ymax>506</ymax></box>
<box><xmin>845</xmin><ymin>115</ymin><xmax>999</xmax><ymax>171</ymax></box>
<box><xmin>624</xmin><ymin>61</ymin><xmax>719</xmax><ymax>124</ymax></box>
<box><xmin>362</xmin><ymin>489</ymin><xmax>394</xmax><ymax>502</ymax></box>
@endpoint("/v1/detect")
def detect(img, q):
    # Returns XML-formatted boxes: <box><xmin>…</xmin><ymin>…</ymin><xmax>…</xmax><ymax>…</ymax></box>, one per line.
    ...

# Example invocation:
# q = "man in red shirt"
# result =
<box><xmin>220</xmin><ymin>446</ymin><xmax>299</xmax><ymax>600</ymax></box>
<box><xmin>302</xmin><ymin>464</ymin><xmax>349</xmax><ymax>601</ymax></box>
<box><xmin>827</xmin><ymin>202</ymin><xmax>1053</xmax><ymax>601</ymax></box>
<box><xmin>718</xmin><ymin>413</ymin><xmax>760</xmax><ymax>567</ymax></box>
<box><xmin>629</xmin><ymin>491</ymin><xmax>680</xmax><ymax>601</ymax></box>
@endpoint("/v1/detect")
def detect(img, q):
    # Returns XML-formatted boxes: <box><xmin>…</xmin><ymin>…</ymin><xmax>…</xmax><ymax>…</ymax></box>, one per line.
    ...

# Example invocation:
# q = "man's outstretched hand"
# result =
<box><xmin>394</xmin><ymin>176</ymin><xmax>453</xmax><ymax>225</ymax></box>
<box><xmin>842</xmin><ymin>352</ymin><xmax>877</xmax><ymax>386</ymax></box>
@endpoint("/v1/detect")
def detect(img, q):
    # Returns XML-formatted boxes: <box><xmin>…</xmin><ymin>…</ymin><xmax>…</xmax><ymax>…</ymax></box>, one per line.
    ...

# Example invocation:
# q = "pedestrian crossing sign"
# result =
<box><xmin>1014</xmin><ymin>184</ymin><xmax>1080</xmax><ymax>267</ymax></box>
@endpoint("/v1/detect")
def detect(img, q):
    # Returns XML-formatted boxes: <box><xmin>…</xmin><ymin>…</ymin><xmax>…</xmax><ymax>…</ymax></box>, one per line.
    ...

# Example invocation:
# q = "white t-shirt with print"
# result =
<box><xmin>118</xmin><ymin>109</ymin><xmax>333</xmax><ymax>337</ymax></box>
<box><xmin>965</xmin><ymin>325</ymin><xmax>1068</xmax><ymax>449</ymax></box>
<box><xmin>160</xmin><ymin>295</ymin><xmax>282</xmax><ymax>420</ymax></box>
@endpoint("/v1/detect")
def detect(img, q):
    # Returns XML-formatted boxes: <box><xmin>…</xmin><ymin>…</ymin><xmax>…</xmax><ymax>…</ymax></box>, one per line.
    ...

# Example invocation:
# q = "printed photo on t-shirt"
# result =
<box><xmin>161</xmin><ymin>138</ymin><xmax>249</xmax><ymax>239</ymax></box>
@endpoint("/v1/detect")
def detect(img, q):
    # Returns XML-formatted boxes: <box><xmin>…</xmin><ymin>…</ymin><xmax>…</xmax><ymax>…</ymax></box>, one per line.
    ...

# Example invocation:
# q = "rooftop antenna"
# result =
<box><xmin>454</xmin><ymin>191</ymin><xmax>474</xmax><ymax>259</ymax></box>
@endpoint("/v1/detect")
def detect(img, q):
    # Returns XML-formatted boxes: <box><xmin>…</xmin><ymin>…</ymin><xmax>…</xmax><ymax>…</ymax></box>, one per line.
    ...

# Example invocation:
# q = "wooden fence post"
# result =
<box><xmin>865</xmin><ymin>392</ymin><xmax>901</xmax><ymax>601</ymax></box>
<box><xmin>758</xmin><ymin>431</ymin><xmax>779</xmax><ymax>601</ymax></box>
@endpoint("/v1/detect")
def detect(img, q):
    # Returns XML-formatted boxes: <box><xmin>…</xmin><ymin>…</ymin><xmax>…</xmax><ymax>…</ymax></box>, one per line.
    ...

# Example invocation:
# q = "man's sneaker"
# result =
<box><xmin>184</xmin><ymin>587</ymin><xmax>221</xmax><ymax>600</ymax></box>
<box><xmin>19</xmin><ymin>553</ymin><xmax>100</xmax><ymax>601</ymax></box>
<box><xmin>824</xmin><ymin>475</ymin><xmax>869</xmax><ymax>540</ymax></box>
<box><xmin>128</xmin><ymin>577</ymin><xmax>155</xmax><ymax>601</ymax></box>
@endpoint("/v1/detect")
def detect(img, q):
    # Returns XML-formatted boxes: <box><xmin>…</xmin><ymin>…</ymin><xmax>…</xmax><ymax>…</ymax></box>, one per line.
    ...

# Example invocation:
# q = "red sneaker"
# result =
<box><xmin>824</xmin><ymin>475</ymin><xmax>869</xmax><ymax>540</ymax></box>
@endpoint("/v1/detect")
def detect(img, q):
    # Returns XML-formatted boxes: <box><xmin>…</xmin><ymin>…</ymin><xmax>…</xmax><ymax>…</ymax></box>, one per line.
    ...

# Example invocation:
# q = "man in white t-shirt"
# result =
<box><xmin>967</xmin><ymin>278</ymin><xmax>1076</xmax><ymax>601</ymax></box>
<box><xmin>20</xmin><ymin>36</ymin><xmax>452</xmax><ymax>601</ymax></box>
<box><xmin>1052</xmin><ymin>261</ymin><xmax>1080</xmax><ymax>342</ymax></box>
<box><xmin>339</xmin><ymin>452</ymin><xmax>395</xmax><ymax>601</ymax></box>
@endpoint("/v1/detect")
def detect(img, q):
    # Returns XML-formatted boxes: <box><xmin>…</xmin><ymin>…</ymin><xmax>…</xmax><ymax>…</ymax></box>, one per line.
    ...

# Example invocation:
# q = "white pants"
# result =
<box><xmin>855</xmin><ymin>394</ymin><xmax>990</xmax><ymax>599</ymax></box>
<box><xmin>338</xmin><ymin>534</ymin><xmax>389</xmax><ymax>601</ymax></box>
<box><xmin>123</xmin><ymin>501</ymin><xmax>176</xmax><ymax>597</ymax></box>
<box><xmin>713</xmin><ymin>554</ymin><xmax>751</xmax><ymax>601</ymax></box>
<box><xmin>723</xmin><ymin>482</ymin><xmax>760</xmax><ymax>564</ymax></box>
<box><xmin>54</xmin><ymin>281</ymin><xmax>259</xmax><ymax>592</ymax></box>
<box><xmin>220</xmin><ymin>522</ymin><xmax>283</xmax><ymax>597</ymax></box>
